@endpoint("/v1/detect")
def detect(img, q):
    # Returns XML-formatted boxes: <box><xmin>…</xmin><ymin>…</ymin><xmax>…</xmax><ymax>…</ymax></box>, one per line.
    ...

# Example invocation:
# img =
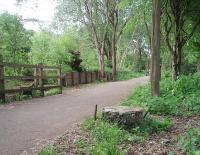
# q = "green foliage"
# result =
<box><xmin>30</xmin><ymin>30</ymin><xmax>75</xmax><ymax>72</ymax></box>
<box><xmin>116</xmin><ymin>70</ymin><xmax>145</xmax><ymax>81</ymax></box>
<box><xmin>178</xmin><ymin>128</ymin><xmax>200</xmax><ymax>154</ymax></box>
<box><xmin>30</xmin><ymin>28</ymin><xmax>101</xmax><ymax>73</ymax></box>
<box><xmin>82</xmin><ymin>119</ymin><xmax>126</xmax><ymax>154</ymax></box>
<box><xmin>77</xmin><ymin>116</ymin><xmax>171</xmax><ymax>155</ymax></box>
<box><xmin>0</xmin><ymin>12</ymin><xmax>33</xmax><ymax>64</ymax></box>
<box><xmin>123</xmin><ymin>73</ymin><xmax>200</xmax><ymax>116</ymax></box>
<box><xmin>45</xmin><ymin>88</ymin><xmax>62</xmax><ymax>96</ymax></box>
<box><xmin>81</xmin><ymin>118</ymin><xmax>144</xmax><ymax>155</ymax></box>
<box><xmin>133</xmin><ymin>117</ymin><xmax>172</xmax><ymax>134</ymax></box>
<box><xmin>80</xmin><ymin>50</ymin><xmax>99</xmax><ymax>71</ymax></box>
<box><xmin>39</xmin><ymin>145</ymin><xmax>57</xmax><ymax>155</ymax></box>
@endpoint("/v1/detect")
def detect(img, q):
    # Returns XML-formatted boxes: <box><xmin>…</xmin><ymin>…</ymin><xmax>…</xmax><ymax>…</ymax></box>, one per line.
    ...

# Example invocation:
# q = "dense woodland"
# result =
<box><xmin>1</xmin><ymin>0</ymin><xmax>200</xmax><ymax>154</ymax></box>
<box><xmin>1</xmin><ymin>0</ymin><xmax>200</xmax><ymax>81</ymax></box>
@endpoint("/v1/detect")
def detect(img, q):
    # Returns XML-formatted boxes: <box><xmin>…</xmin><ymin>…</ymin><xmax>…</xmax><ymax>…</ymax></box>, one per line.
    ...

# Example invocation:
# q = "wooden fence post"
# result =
<box><xmin>85</xmin><ymin>72</ymin><xmax>88</xmax><ymax>83</ymax></box>
<box><xmin>71</xmin><ymin>72</ymin><xmax>74</xmax><ymax>86</ymax></box>
<box><xmin>0</xmin><ymin>55</ymin><xmax>5</xmax><ymax>102</ymax></box>
<box><xmin>34</xmin><ymin>67</ymin><xmax>39</xmax><ymax>87</ymax></box>
<box><xmin>38</xmin><ymin>64</ymin><xmax>44</xmax><ymax>97</ymax></box>
<box><xmin>96</xmin><ymin>71</ymin><xmax>99</xmax><ymax>80</ymax></box>
<box><xmin>91</xmin><ymin>72</ymin><xmax>93</xmax><ymax>82</ymax></box>
<box><xmin>79</xmin><ymin>72</ymin><xmax>82</xmax><ymax>84</ymax></box>
<box><xmin>57</xmin><ymin>67</ymin><xmax>62</xmax><ymax>93</ymax></box>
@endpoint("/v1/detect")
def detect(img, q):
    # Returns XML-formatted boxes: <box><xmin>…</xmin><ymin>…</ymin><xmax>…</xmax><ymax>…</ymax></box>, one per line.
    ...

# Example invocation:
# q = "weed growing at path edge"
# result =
<box><xmin>123</xmin><ymin>73</ymin><xmax>200</xmax><ymax>116</ymax></box>
<box><xmin>52</xmin><ymin>116</ymin><xmax>171</xmax><ymax>155</ymax></box>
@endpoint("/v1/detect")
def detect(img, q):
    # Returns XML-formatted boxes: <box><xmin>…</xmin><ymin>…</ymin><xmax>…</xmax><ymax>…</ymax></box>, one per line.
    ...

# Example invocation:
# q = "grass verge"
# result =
<box><xmin>123</xmin><ymin>73</ymin><xmax>200</xmax><ymax>116</ymax></box>
<box><xmin>116</xmin><ymin>70</ymin><xmax>145</xmax><ymax>81</ymax></box>
<box><xmin>49</xmin><ymin>116</ymin><xmax>171</xmax><ymax>155</ymax></box>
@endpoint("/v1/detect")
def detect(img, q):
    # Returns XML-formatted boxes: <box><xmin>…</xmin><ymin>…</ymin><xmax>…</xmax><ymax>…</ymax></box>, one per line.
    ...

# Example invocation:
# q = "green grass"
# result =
<box><xmin>39</xmin><ymin>145</ymin><xmax>56</xmax><ymax>155</ymax></box>
<box><xmin>72</xmin><ymin>116</ymin><xmax>171</xmax><ymax>155</ymax></box>
<box><xmin>5</xmin><ymin>80</ymin><xmax>25</xmax><ymax>90</ymax></box>
<box><xmin>0</xmin><ymin>88</ymin><xmax>62</xmax><ymax>104</ymax></box>
<box><xmin>116</xmin><ymin>70</ymin><xmax>145</xmax><ymax>81</ymax></box>
<box><xmin>123</xmin><ymin>73</ymin><xmax>200</xmax><ymax>116</ymax></box>
<box><xmin>45</xmin><ymin>88</ymin><xmax>62</xmax><ymax>96</ymax></box>
<box><xmin>178</xmin><ymin>127</ymin><xmax>200</xmax><ymax>154</ymax></box>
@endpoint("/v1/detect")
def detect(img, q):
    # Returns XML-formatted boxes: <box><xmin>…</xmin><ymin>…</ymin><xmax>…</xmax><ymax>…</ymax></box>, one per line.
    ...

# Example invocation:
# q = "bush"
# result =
<box><xmin>77</xmin><ymin>116</ymin><xmax>171</xmax><ymax>155</ymax></box>
<box><xmin>116</xmin><ymin>70</ymin><xmax>145</xmax><ymax>81</ymax></box>
<box><xmin>178</xmin><ymin>128</ymin><xmax>200</xmax><ymax>154</ymax></box>
<box><xmin>123</xmin><ymin>73</ymin><xmax>200</xmax><ymax>116</ymax></box>
<box><xmin>39</xmin><ymin>145</ymin><xmax>56</xmax><ymax>155</ymax></box>
<box><xmin>82</xmin><ymin>118</ymin><xmax>129</xmax><ymax>154</ymax></box>
<box><xmin>134</xmin><ymin>117</ymin><xmax>172</xmax><ymax>134</ymax></box>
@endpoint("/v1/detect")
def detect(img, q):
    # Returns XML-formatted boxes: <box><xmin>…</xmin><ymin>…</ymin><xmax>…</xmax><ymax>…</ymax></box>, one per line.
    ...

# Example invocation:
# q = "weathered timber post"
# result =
<box><xmin>78</xmin><ymin>72</ymin><xmax>81</xmax><ymax>84</ymax></box>
<box><xmin>34</xmin><ymin>67</ymin><xmax>39</xmax><ymax>88</ymax></box>
<box><xmin>106</xmin><ymin>73</ymin><xmax>108</xmax><ymax>81</ymax></box>
<box><xmin>71</xmin><ymin>72</ymin><xmax>74</xmax><ymax>86</ymax></box>
<box><xmin>0</xmin><ymin>55</ymin><xmax>5</xmax><ymax>102</ymax></box>
<box><xmin>57</xmin><ymin>67</ymin><xmax>62</xmax><ymax>93</ymax></box>
<box><xmin>97</xmin><ymin>71</ymin><xmax>100</xmax><ymax>80</ymax></box>
<box><xmin>90</xmin><ymin>72</ymin><xmax>93</xmax><ymax>82</ymax></box>
<box><xmin>94</xmin><ymin>104</ymin><xmax>98</xmax><ymax>121</ymax></box>
<box><xmin>38</xmin><ymin>64</ymin><xmax>44</xmax><ymax>97</ymax></box>
<box><xmin>94</xmin><ymin>72</ymin><xmax>97</xmax><ymax>81</ymax></box>
<box><xmin>110</xmin><ymin>73</ymin><xmax>113</xmax><ymax>81</ymax></box>
<box><xmin>85</xmin><ymin>71</ymin><xmax>88</xmax><ymax>83</ymax></box>
<box><xmin>91</xmin><ymin>72</ymin><xmax>93</xmax><ymax>82</ymax></box>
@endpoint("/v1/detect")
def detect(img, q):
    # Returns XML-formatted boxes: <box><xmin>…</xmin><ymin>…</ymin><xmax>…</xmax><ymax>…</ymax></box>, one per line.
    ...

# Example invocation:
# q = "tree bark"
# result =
<box><xmin>164</xmin><ymin>0</ymin><xmax>200</xmax><ymax>80</ymax></box>
<box><xmin>99</xmin><ymin>44</ymin><xmax>105</xmax><ymax>78</ymax></box>
<box><xmin>112</xmin><ymin>26</ymin><xmax>117</xmax><ymax>81</ymax></box>
<box><xmin>83</xmin><ymin>1</ymin><xmax>107</xmax><ymax>79</ymax></box>
<box><xmin>151</xmin><ymin>0</ymin><xmax>161</xmax><ymax>97</ymax></box>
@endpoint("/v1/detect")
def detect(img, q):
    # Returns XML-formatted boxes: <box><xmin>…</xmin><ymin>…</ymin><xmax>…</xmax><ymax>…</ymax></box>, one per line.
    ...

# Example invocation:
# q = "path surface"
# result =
<box><xmin>0</xmin><ymin>76</ymin><xmax>149</xmax><ymax>155</ymax></box>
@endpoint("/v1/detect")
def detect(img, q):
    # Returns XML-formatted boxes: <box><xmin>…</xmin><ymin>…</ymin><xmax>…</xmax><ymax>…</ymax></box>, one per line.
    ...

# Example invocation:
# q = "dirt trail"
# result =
<box><xmin>0</xmin><ymin>76</ymin><xmax>149</xmax><ymax>155</ymax></box>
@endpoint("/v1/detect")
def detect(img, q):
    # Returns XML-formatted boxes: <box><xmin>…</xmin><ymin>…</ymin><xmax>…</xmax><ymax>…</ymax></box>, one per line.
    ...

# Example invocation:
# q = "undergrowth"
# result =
<box><xmin>39</xmin><ymin>145</ymin><xmax>56</xmax><ymax>155</ymax></box>
<box><xmin>45</xmin><ymin>88</ymin><xmax>62</xmax><ymax>96</ymax></box>
<box><xmin>70</xmin><ymin>116</ymin><xmax>172</xmax><ymax>155</ymax></box>
<box><xmin>116</xmin><ymin>70</ymin><xmax>145</xmax><ymax>81</ymax></box>
<box><xmin>0</xmin><ymin>88</ymin><xmax>62</xmax><ymax>104</ymax></box>
<box><xmin>178</xmin><ymin>127</ymin><xmax>200</xmax><ymax>154</ymax></box>
<box><xmin>123</xmin><ymin>73</ymin><xmax>200</xmax><ymax>116</ymax></box>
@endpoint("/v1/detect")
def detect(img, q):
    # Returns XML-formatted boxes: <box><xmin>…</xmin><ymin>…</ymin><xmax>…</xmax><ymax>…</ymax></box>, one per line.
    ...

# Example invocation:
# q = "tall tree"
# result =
<box><xmin>0</xmin><ymin>12</ymin><xmax>32</xmax><ymax>64</ymax></box>
<box><xmin>151</xmin><ymin>0</ymin><xmax>161</xmax><ymax>97</ymax></box>
<box><xmin>105</xmin><ymin>0</ymin><xmax>130</xmax><ymax>80</ymax></box>
<box><xmin>163</xmin><ymin>0</ymin><xmax>200</xmax><ymax>80</ymax></box>
<box><xmin>55</xmin><ymin>0</ymin><xmax>109</xmax><ymax>77</ymax></box>
<box><xmin>55</xmin><ymin>0</ymin><xmax>131</xmax><ymax>79</ymax></box>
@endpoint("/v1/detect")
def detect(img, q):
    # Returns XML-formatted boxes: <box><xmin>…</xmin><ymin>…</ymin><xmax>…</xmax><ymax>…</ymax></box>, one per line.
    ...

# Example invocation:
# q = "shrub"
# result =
<box><xmin>79</xmin><ymin>116</ymin><xmax>171</xmax><ymax>155</ymax></box>
<box><xmin>123</xmin><ymin>73</ymin><xmax>200</xmax><ymax>116</ymax></box>
<box><xmin>116</xmin><ymin>70</ymin><xmax>145</xmax><ymax>81</ymax></box>
<box><xmin>39</xmin><ymin>145</ymin><xmax>56</xmax><ymax>155</ymax></box>
<box><xmin>178</xmin><ymin>128</ymin><xmax>200</xmax><ymax>154</ymax></box>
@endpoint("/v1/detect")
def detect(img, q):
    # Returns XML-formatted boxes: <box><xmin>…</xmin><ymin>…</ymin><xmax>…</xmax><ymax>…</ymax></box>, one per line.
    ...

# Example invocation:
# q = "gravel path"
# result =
<box><xmin>0</xmin><ymin>76</ymin><xmax>149</xmax><ymax>155</ymax></box>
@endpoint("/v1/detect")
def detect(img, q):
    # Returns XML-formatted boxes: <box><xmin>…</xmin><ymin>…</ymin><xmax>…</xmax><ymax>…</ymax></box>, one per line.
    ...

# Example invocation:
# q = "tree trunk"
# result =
<box><xmin>172</xmin><ymin>42</ymin><xmax>182</xmax><ymax>80</ymax></box>
<box><xmin>171</xmin><ymin>3</ymin><xmax>183</xmax><ymax>80</ymax></box>
<box><xmin>172</xmin><ymin>52</ymin><xmax>178</xmax><ymax>80</ymax></box>
<box><xmin>98</xmin><ymin>46</ymin><xmax>105</xmax><ymax>78</ymax></box>
<box><xmin>151</xmin><ymin>0</ymin><xmax>161</xmax><ymax>97</ymax></box>
<box><xmin>112</xmin><ymin>30</ymin><xmax>117</xmax><ymax>81</ymax></box>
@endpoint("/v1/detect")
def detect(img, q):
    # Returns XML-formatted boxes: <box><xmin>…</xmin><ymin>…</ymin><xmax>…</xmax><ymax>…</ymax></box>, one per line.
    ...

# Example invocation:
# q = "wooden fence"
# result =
<box><xmin>0</xmin><ymin>56</ymin><xmax>62</xmax><ymax>101</ymax></box>
<box><xmin>62</xmin><ymin>71</ymin><xmax>113</xmax><ymax>87</ymax></box>
<box><xmin>0</xmin><ymin>55</ymin><xmax>113</xmax><ymax>101</ymax></box>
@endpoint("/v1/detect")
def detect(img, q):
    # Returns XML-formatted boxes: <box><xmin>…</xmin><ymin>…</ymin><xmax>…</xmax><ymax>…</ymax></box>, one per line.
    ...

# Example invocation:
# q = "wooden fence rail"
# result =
<box><xmin>0</xmin><ymin>55</ymin><xmax>113</xmax><ymax>102</ymax></box>
<box><xmin>63</xmin><ymin>71</ymin><xmax>112</xmax><ymax>87</ymax></box>
<box><xmin>0</xmin><ymin>55</ymin><xmax>62</xmax><ymax>101</ymax></box>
